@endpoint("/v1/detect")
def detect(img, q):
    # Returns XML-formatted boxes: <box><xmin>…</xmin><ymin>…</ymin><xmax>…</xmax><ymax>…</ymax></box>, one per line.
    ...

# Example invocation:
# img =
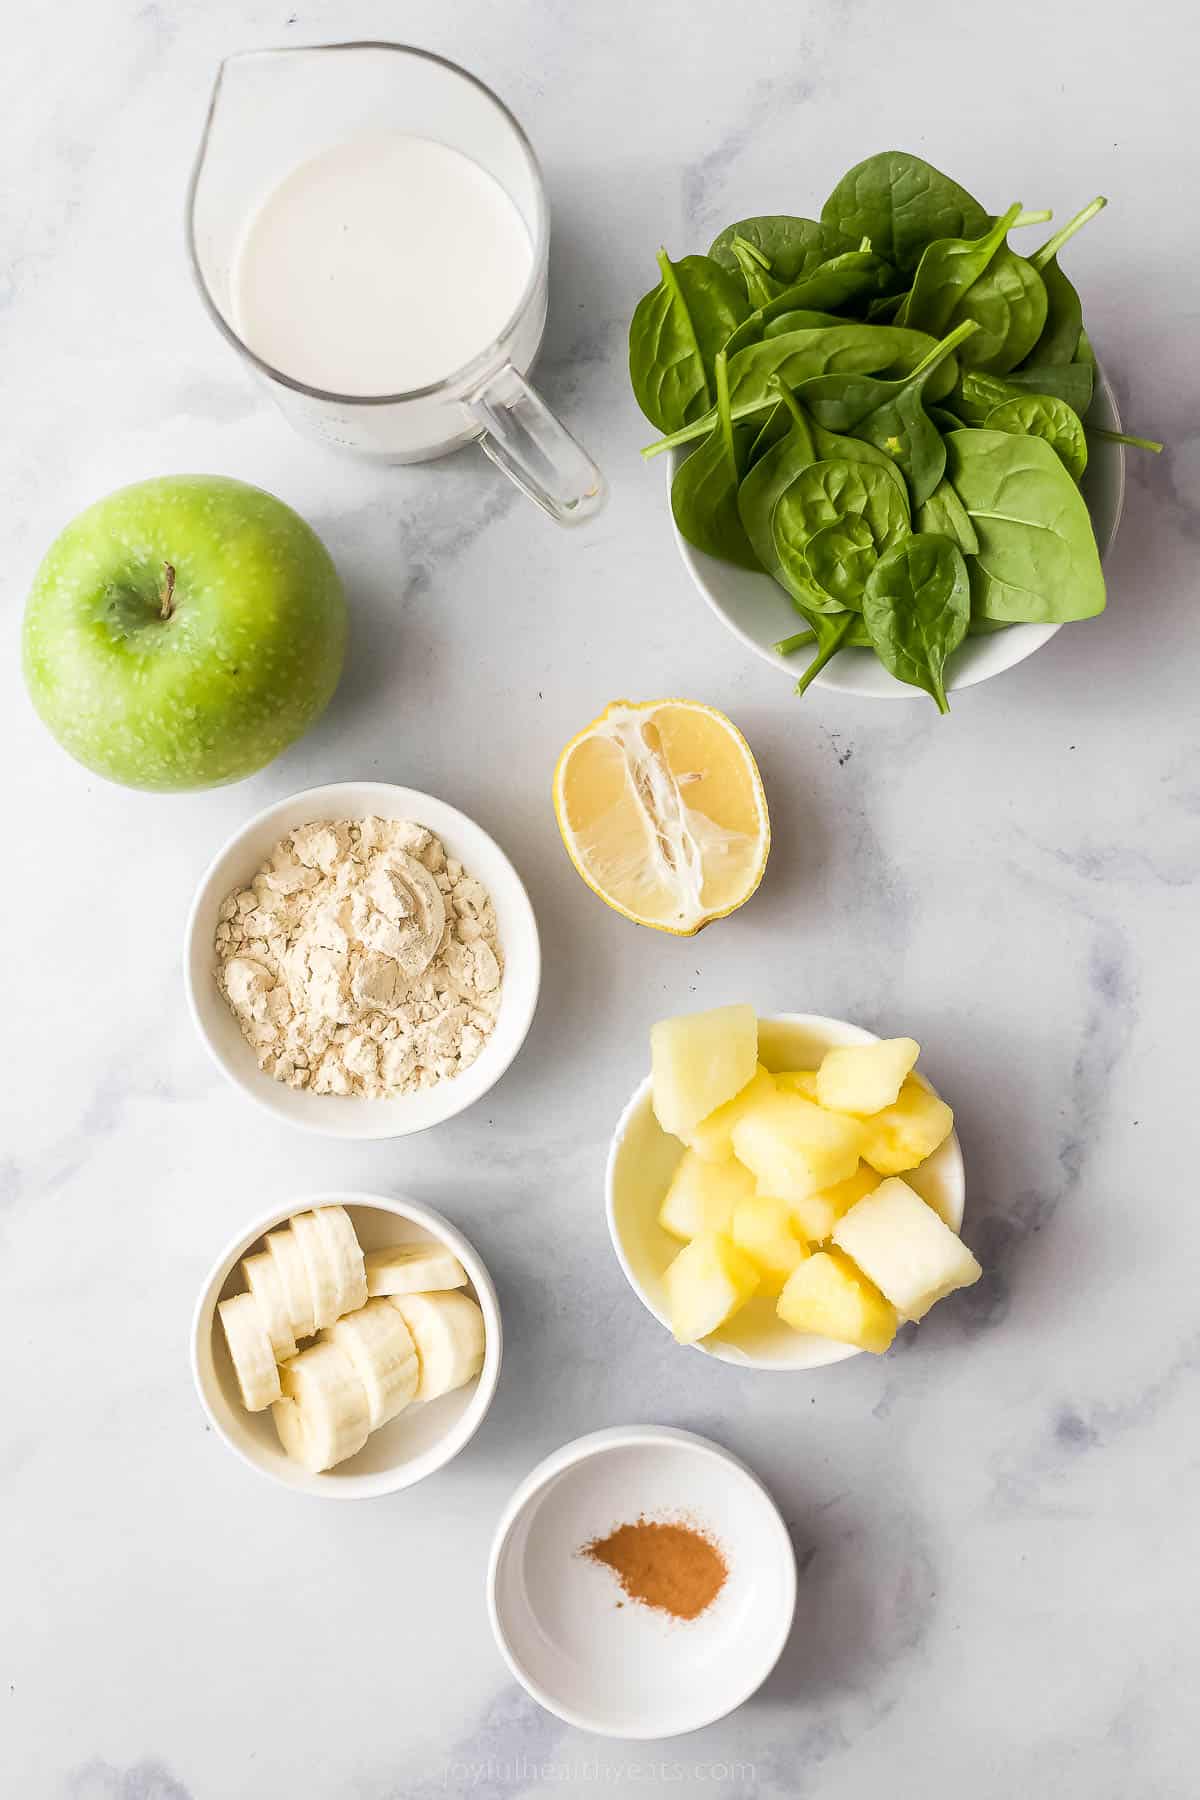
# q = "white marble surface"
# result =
<box><xmin>3</xmin><ymin>1</ymin><xmax>1198</xmax><ymax>1794</ymax></box>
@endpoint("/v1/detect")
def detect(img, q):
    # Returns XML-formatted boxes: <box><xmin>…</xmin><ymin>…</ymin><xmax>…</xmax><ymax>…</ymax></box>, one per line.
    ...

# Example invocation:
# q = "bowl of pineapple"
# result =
<box><xmin>606</xmin><ymin>1006</ymin><xmax>978</xmax><ymax>1369</ymax></box>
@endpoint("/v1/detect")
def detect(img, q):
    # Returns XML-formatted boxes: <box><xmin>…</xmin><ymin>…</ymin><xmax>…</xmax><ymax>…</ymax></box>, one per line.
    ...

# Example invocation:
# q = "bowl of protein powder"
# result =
<box><xmin>184</xmin><ymin>782</ymin><xmax>541</xmax><ymax>1138</ymax></box>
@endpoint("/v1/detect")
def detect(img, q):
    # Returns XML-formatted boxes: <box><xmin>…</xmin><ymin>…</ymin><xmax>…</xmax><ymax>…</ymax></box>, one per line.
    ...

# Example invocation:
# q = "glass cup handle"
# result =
<box><xmin>465</xmin><ymin>361</ymin><xmax>606</xmax><ymax>525</ymax></box>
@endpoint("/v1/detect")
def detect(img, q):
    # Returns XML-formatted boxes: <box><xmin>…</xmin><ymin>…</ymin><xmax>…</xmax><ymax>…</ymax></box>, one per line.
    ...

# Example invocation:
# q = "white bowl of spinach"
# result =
<box><xmin>629</xmin><ymin>152</ymin><xmax>1158</xmax><ymax>708</ymax></box>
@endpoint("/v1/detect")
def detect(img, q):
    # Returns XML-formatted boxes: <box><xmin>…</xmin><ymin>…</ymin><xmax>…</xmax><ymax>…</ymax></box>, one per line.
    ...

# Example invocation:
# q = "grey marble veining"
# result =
<box><xmin>3</xmin><ymin>0</ymin><xmax>1199</xmax><ymax>1794</ymax></box>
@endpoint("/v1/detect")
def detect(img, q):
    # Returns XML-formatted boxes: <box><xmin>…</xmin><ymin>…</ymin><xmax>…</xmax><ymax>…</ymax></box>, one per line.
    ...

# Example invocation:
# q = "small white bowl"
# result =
<box><xmin>487</xmin><ymin>1425</ymin><xmax>796</xmax><ymax>1738</ymax></box>
<box><xmin>669</xmin><ymin>367</ymin><xmax>1126</xmax><ymax>699</ymax></box>
<box><xmin>607</xmin><ymin>1012</ymin><xmax>965</xmax><ymax>1370</ymax></box>
<box><xmin>184</xmin><ymin>781</ymin><xmax>540</xmax><ymax>1138</ymax></box>
<box><xmin>191</xmin><ymin>1191</ymin><xmax>502</xmax><ymax>1498</ymax></box>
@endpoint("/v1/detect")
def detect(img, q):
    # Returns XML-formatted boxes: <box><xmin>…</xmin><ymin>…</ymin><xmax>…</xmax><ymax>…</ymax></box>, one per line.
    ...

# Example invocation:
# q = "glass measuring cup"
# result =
<box><xmin>187</xmin><ymin>42</ymin><xmax>604</xmax><ymax>524</ymax></box>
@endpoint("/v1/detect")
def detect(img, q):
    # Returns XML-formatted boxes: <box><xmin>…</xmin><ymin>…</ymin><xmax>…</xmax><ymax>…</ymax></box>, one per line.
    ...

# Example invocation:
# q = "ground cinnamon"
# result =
<box><xmin>581</xmin><ymin>1515</ymin><xmax>728</xmax><ymax>1621</ymax></box>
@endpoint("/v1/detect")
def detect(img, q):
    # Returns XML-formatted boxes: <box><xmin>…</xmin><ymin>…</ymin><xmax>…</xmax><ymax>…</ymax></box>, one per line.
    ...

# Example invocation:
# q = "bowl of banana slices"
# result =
<box><xmin>192</xmin><ymin>1191</ymin><xmax>502</xmax><ymax>1498</ymax></box>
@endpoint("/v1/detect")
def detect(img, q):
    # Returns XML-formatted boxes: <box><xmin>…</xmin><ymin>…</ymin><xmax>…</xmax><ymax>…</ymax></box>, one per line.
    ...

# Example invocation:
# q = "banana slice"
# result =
<box><xmin>322</xmin><ymin>1298</ymin><xmax>419</xmax><ymax>1429</ymax></box>
<box><xmin>218</xmin><ymin>1292</ymin><xmax>282</xmax><ymax>1412</ymax></box>
<box><xmin>266</xmin><ymin>1226</ymin><xmax>316</xmax><ymax>1339</ymax></box>
<box><xmin>312</xmin><ymin>1205</ymin><xmax>368</xmax><ymax>1317</ymax></box>
<box><xmin>241</xmin><ymin>1251</ymin><xmax>298</xmax><ymax>1360</ymax></box>
<box><xmin>272</xmin><ymin>1340</ymin><xmax>370</xmax><ymax>1472</ymax></box>
<box><xmin>364</xmin><ymin>1244</ymin><xmax>468</xmax><ymax>1298</ymax></box>
<box><xmin>291</xmin><ymin>1210</ymin><xmax>340</xmax><ymax>1330</ymax></box>
<box><xmin>388</xmin><ymin>1290</ymin><xmax>485</xmax><ymax>1404</ymax></box>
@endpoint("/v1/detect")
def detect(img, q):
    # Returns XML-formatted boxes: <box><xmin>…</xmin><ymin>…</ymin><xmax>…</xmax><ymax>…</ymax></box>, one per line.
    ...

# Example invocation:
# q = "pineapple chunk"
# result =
<box><xmin>659</xmin><ymin>1151</ymin><xmax>756</xmax><ymax>1242</ymax></box>
<box><xmin>817</xmin><ymin>1037</ymin><xmax>919</xmax><ymax>1115</ymax></box>
<box><xmin>731</xmin><ymin>1089</ymin><xmax>864</xmax><ymax>1201</ymax></box>
<box><xmin>651</xmin><ymin>1005</ymin><xmax>758</xmax><ymax>1139</ymax></box>
<box><xmin>777</xmin><ymin>1249</ymin><xmax>898</xmax><ymax>1354</ymax></box>
<box><xmin>731</xmin><ymin>1195</ymin><xmax>809</xmax><ymax>1293</ymax></box>
<box><xmin>664</xmin><ymin>1232</ymin><xmax>760</xmax><ymax>1343</ymax></box>
<box><xmin>774</xmin><ymin>1068</ymin><xmax>819</xmax><ymax>1101</ymax></box>
<box><xmin>790</xmin><ymin>1162</ymin><xmax>881</xmax><ymax>1244</ymax></box>
<box><xmin>683</xmin><ymin>1064</ymin><xmax>777</xmax><ymax>1162</ymax></box>
<box><xmin>832</xmin><ymin>1176</ymin><xmax>981</xmax><ymax>1321</ymax></box>
<box><xmin>859</xmin><ymin>1077</ymin><xmax>954</xmax><ymax>1175</ymax></box>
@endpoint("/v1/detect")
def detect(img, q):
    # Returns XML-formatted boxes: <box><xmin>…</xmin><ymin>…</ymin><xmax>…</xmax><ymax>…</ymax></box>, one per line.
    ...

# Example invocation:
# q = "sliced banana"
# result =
<box><xmin>291</xmin><ymin>1210</ymin><xmax>340</xmax><ymax>1330</ymax></box>
<box><xmin>218</xmin><ymin>1292</ymin><xmax>282</xmax><ymax>1412</ymax></box>
<box><xmin>364</xmin><ymin>1243</ymin><xmax>468</xmax><ymax>1299</ymax></box>
<box><xmin>388</xmin><ymin>1290</ymin><xmax>485</xmax><ymax>1404</ymax></box>
<box><xmin>312</xmin><ymin>1204</ymin><xmax>368</xmax><ymax>1316</ymax></box>
<box><xmin>241</xmin><ymin>1251</ymin><xmax>298</xmax><ymax>1360</ymax></box>
<box><xmin>322</xmin><ymin>1298</ymin><xmax>419</xmax><ymax>1429</ymax></box>
<box><xmin>272</xmin><ymin>1340</ymin><xmax>370</xmax><ymax>1472</ymax></box>
<box><xmin>266</xmin><ymin>1226</ymin><xmax>317</xmax><ymax>1340</ymax></box>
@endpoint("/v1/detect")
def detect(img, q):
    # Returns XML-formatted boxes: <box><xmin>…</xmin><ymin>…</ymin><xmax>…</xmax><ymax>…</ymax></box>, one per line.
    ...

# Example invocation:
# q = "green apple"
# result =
<box><xmin>22</xmin><ymin>474</ymin><xmax>348</xmax><ymax>791</ymax></box>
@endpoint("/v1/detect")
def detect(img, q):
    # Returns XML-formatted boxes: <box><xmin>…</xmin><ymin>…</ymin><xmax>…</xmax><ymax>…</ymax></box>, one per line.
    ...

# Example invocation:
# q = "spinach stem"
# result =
<box><xmin>767</xmin><ymin>374</ymin><xmax>808</xmax><ymax>429</ymax></box>
<box><xmin>774</xmin><ymin>627</ymin><xmax>818</xmax><ymax>655</ymax></box>
<box><xmin>1012</xmin><ymin>208</ymin><xmax>1053</xmax><ymax>230</ymax></box>
<box><xmin>1030</xmin><ymin>197</ymin><xmax>1107</xmax><ymax>271</ymax></box>
<box><xmin>1086</xmin><ymin>426</ymin><xmax>1164</xmax><ymax>454</ymax></box>
<box><xmin>732</xmin><ymin>235</ymin><xmax>772</xmax><ymax>271</ymax></box>
<box><xmin>714</xmin><ymin>352</ymin><xmax>737</xmax><ymax>474</ymax></box>
<box><xmin>795</xmin><ymin>614</ymin><xmax>855</xmax><ymax>694</ymax></box>
<box><xmin>910</xmin><ymin>317</ymin><xmax>979</xmax><ymax>380</ymax></box>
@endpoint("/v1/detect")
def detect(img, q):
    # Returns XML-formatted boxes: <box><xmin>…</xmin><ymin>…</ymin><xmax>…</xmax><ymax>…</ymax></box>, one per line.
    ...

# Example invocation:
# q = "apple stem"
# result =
<box><xmin>159</xmin><ymin>562</ymin><xmax>176</xmax><ymax>620</ymax></box>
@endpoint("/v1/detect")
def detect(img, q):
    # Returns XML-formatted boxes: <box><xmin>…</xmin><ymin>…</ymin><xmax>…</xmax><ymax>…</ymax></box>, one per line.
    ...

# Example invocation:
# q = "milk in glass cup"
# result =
<box><xmin>187</xmin><ymin>43</ymin><xmax>604</xmax><ymax>524</ymax></box>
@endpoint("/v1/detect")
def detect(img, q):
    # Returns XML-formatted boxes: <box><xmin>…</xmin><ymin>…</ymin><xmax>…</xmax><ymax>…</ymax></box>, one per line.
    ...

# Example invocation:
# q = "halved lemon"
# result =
<box><xmin>552</xmin><ymin>699</ymin><xmax>770</xmax><ymax>935</ymax></box>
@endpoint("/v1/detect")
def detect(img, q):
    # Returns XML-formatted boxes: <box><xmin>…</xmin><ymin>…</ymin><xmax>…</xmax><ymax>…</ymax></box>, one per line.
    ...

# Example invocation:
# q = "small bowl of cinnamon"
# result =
<box><xmin>487</xmin><ymin>1425</ymin><xmax>796</xmax><ymax>1738</ymax></box>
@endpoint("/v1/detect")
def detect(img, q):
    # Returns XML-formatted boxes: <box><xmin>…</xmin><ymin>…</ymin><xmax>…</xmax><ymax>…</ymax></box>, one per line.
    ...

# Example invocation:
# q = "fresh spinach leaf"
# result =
<box><xmin>747</xmin><ymin>398</ymin><xmax>792</xmax><ymax>466</ymax></box>
<box><xmin>896</xmin><ymin>203</ymin><xmax>1047</xmax><ymax>335</ymax></box>
<box><xmin>723</xmin><ymin>252</ymin><xmax>896</xmax><ymax>357</ymax></box>
<box><xmin>710</xmin><ymin>216</ymin><xmax>857</xmax><ymax>286</ymax></box>
<box><xmin>761</xmin><ymin>251</ymin><xmax>895</xmax><ymax>316</ymax></box>
<box><xmin>916</xmin><ymin>478</ymin><xmax>980</xmax><ymax>555</ymax></box>
<box><xmin>949</xmin><ymin>247</ymin><xmax>1048</xmax><ymax>372</ymax></box>
<box><xmin>950</xmin><ymin>370</ymin><xmax>1015</xmax><ymax>424</ymax></box>
<box><xmin>796</xmin><ymin>318</ymin><xmax>978</xmax><ymax>506</ymax></box>
<box><xmin>629</xmin><ymin>249</ymin><xmax>751</xmax><ymax>432</ymax></box>
<box><xmin>821</xmin><ymin>151</ymin><xmax>990</xmax><ymax>271</ymax></box>
<box><xmin>632</xmin><ymin>160</ymin><xmax>1152</xmax><ymax>703</ymax></box>
<box><xmin>866</xmin><ymin>292</ymin><xmax>905</xmax><ymax>323</ymax></box>
<box><xmin>1013</xmin><ymin>361</ymin><xmax>1097</xmax><ymax>414</ymax></box>
<box><xmin>967</xmin><ymin>616</ymin><xmax>1013</xmax><ymax>636</ymax></box>
<box><xmin>953</xmin><ymin>361</ymin><xmax>1095</xmax><ymax>424</ymax></box>
<box><xmin>807</xmin><ymin>516</ymin><xmax>880</xmax><ymax>607</ymax></box>
<box><xmin>670</xmin><ymin>352</ymin><xmax>761</xmax><ymax>569</ymax></box>
<box><xmin>763</xmin><ymin>309</ymin><xmax>853</xmax><ymax>338</ymax></box>
<box><xmin>862</xmin><ymin>533</ymin><xmax>970</xmax><ymax>711</ymax></box>
<box><xmin>809</xmin><ymin>416</ymin><xmax>910</xmax><ymax>500</ymax></box>
<box><xmin>945</xmin><ymin>428</ymin><xmax>1106</xmax><ymax>622</ymax></box>
<box><xmin>985</xmin><ymin>392</ymin><xmax>1088</xmax><ymax>481</ymax></box>
<box><xmin>1028</xmin><ymin>258</ymin><xmax>1083</xmax><ymax>366</ymax></box>
<box><xmin>643</xmin><ymin>324</ymin><xmax>939</xmax><ymax>457</ymax></box>
<box><xmin>772</xmin><ymin>459</ymin><xmax>911</xmax><ymax>610</ymax></box>
<box><xmin>737</xmin><ymin>387</ymin><xmax>820</xmax><ymax>593</ymax></box>
<box><xmin>927</xmin><ymin>403</ymin><xmax>964</xmax><ymax>434</ymax></box>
